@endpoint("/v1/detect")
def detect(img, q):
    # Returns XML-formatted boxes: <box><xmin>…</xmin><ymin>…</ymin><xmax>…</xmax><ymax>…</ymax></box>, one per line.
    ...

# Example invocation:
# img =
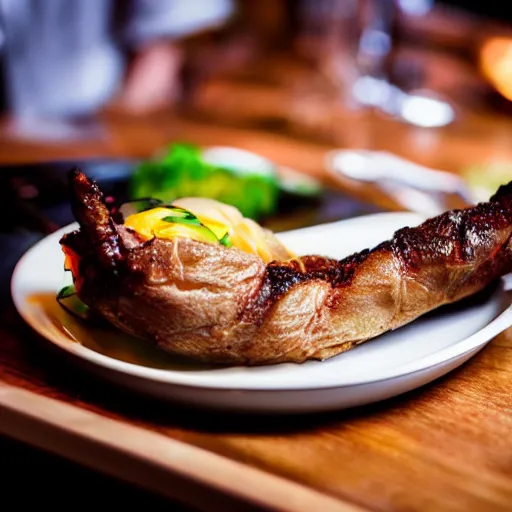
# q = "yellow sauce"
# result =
<box><xmin>124</xmin><ymin>198</ymin><xmax>293</xmax><ymax>263</ymax></box>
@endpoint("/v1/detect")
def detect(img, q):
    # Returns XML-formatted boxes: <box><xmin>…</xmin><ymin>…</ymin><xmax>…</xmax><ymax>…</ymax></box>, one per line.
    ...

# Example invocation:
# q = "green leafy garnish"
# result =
<box><xmin>163</xmin><ymin>207</ymin><xmax>196</xmax><ymax>219</ymax></box>
<box><xmin>219</xmin><ymin>233</ymin><xmax>232</xmax><ymax>247</ymax></box>
<box><xmin>130</xmin><ymin>142</ymin><xmax>279</xmax><ymax>219</ymax></box>
<box><xmin>57</xmin><ymin>285</ymin><xmax>90</xmax><ymax>320</ymax></box>
<box><xmin>162</xmin><ymin>216</ymin><xmax>202</xmax><ymax>226</ymax></box>
<box><xmin>57</xmin><ymin>285</ymin><xmax>75</xmax><ymax>299</ymax></box>
<box><xmin>162</xmin><ymin>208</ymin><xmax>233</xmax><ymax>247</ymax></box>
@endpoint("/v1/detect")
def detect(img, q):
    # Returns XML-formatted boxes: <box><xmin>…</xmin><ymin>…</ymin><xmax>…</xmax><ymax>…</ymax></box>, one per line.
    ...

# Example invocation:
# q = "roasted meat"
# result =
<box><xmin>60</xmin><ymin>169</ymin><xmax>512</xmax><ymax>365</ymax></box>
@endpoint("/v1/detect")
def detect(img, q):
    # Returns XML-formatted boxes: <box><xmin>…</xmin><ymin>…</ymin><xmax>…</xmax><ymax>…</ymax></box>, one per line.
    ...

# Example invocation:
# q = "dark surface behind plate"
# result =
<box><xmin>1</xmin><ymin>435</ymin><xmax>196</xmax><ymax>510</ymax></box>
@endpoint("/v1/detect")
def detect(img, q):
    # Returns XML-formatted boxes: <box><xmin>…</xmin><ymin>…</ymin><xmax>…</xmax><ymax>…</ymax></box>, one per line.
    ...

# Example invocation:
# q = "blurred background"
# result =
<box><xmin>1</xmin><ymin>2</ymin><xmax>512</xmax><ymax>505</ymax></box>
<box><xmin>1</xmin><ymin>0</ymin><xmax>512</xmax><ymax>235</ymax></box>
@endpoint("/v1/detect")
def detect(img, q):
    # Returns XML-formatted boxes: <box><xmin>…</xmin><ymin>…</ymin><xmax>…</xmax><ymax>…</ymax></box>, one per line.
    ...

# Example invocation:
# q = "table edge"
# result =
<box><xmin>0</xmin><ymin>382</ymin><xmax>365</xmax><ymax>512</ymax></box>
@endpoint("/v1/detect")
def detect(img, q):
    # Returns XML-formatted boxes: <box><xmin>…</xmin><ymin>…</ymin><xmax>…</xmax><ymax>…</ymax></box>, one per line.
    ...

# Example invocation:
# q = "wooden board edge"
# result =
<box><xmin>0</xmin><ymin>382</ymin><xmax>366</xmax><ymax>512</ymax></box>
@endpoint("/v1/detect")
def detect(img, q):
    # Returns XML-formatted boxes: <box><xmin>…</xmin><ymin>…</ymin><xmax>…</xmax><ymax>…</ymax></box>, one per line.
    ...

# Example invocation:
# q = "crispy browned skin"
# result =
<box><xmin>60</xmin><ymin>170</ymin><xmax>512</xmax><ymax>365</ymax></box>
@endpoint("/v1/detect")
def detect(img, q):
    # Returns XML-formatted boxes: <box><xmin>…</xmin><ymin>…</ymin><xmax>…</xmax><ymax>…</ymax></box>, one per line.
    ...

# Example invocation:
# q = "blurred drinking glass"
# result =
<box><xmin>289</xmin><ymin>0</ymin><xmax>455</xmax><ymax>138</ymax></box>
<box><xmin>288</xmin><ymin>0</ymin><xmax>368</xmax><ymax>145</ymax></box>
<box><xmin>293</xmin><ymin>0</ymin><xmax>360</xmax><ymax>107</ymax></box>
<box><xmin>354</xmin><ymin>0</ymin><xmax>455</xmax><ymax>128</ymax></box>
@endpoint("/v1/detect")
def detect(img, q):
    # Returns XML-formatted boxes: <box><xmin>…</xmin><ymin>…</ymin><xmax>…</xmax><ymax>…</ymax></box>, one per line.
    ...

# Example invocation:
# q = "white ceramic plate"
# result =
<box><xmin>11</xmin><ymin>212</ymin><xmax>512</xmax><ymax>414</ymax></box>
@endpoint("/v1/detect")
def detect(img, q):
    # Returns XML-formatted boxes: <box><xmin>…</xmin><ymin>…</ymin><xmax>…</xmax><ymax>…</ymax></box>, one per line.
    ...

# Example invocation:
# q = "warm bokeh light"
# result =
<box><xmin>480</xmin><ymin>36</ymin><xmax>512</xmax><ymax>101</ymax></box>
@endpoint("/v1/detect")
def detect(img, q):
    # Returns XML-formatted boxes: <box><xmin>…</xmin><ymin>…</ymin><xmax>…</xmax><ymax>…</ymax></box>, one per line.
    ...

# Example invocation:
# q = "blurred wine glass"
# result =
<box><xmin>287</xmin><ymin>0</ymin><xmax>370</xmax><ymax>146</ymax></box>
<box><xmin>290</xmin><ymin>0</ymin><xmax>455</xmax><ymax>136</ymax></box>
<box><xmin>353</xmin><ymin>0</ymin><xmax>455</xmax><ymax>128</ymax></box>
<box><xmin>293</xmin><ymin>0</ymin><xmax>360</xmax><ymax>107</ymax></box>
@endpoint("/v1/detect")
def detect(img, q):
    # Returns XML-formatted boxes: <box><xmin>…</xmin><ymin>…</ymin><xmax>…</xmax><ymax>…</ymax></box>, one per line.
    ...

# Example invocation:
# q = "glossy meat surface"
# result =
<box><xmin>61</xmin><ymin>171</ymin><xmax>512</xmax><ymax>364</ymax></box>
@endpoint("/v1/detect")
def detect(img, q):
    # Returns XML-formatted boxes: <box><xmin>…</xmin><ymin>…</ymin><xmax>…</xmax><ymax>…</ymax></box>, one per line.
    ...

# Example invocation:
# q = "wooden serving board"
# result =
<box><xmin>1</xmin><ymin>293</ymin><xmax>512</xmax><ymax>511</ymax></box>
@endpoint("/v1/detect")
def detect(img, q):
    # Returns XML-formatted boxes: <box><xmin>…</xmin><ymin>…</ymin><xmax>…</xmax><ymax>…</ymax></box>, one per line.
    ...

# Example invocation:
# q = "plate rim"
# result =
<box><xmin>11</xmin><ymin>212</ymin><xmax>512</xmax><ymax>392</ymax></box>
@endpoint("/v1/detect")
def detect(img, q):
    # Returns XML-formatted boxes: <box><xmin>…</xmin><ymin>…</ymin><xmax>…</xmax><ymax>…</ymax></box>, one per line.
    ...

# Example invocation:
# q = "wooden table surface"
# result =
<box><xmin>1</xmin><ymin>12</ymin><xmax>512</xmax><ymax>511</ymax></box>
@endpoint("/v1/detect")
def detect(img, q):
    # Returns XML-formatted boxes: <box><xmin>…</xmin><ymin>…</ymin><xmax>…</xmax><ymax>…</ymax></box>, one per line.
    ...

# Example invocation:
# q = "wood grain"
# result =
<box><xmin>0</xmin><ymin>381</ymin><xmax>360</xmax><ymax>512</ymax></box>
<box><xmin>0</xmin><ymin>303</ymin><xmax>511</xmax><ymax>512</ymax></box>
<box><xmin>1</xmin><ymin>22</ymin><xmax>512</xmax><ymax>511</ymax></box>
